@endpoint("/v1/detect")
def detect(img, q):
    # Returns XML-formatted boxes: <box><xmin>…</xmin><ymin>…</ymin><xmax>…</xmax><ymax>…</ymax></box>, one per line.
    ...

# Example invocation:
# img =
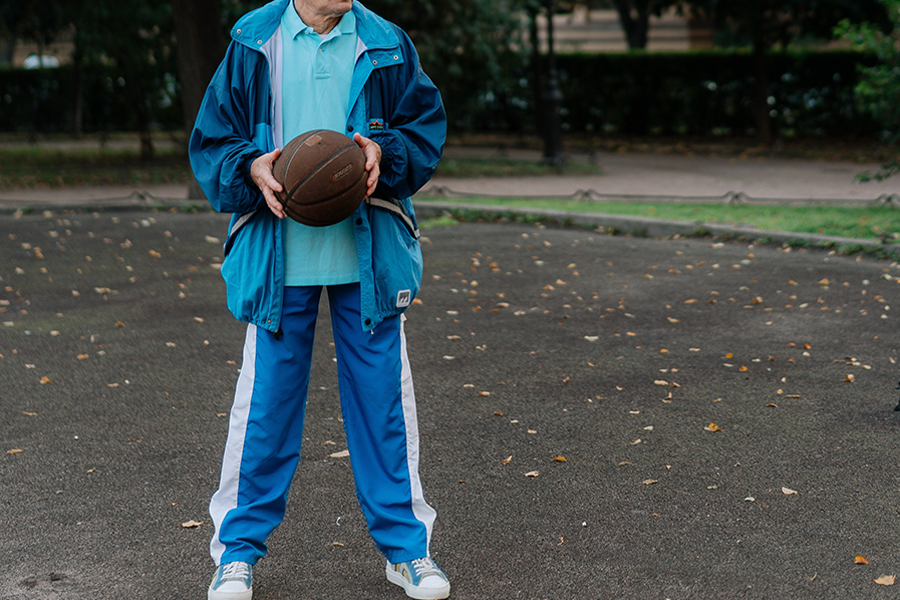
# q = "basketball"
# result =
<box><xmin>272</xmin><ymin>129</ymin><xmax>368</xmax><ymax>226</ymax></box>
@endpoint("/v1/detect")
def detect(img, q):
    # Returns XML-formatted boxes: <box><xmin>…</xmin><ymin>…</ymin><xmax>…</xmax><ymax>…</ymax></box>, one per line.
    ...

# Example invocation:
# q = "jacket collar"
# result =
<box><xmin>232</xmin><ymin>0</ymin><xmax>398</xmax><ymax>52</ymax></box>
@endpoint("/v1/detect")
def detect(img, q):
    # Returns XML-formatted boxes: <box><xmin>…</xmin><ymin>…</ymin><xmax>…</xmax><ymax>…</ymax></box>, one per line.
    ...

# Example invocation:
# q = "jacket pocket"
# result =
<box><xmin>367</xmin><ymin>198</ymin><xmax>423</xmax><ymax>317</ymax></box>
<box><xmin>220</xmin><ymin>211</ymin><xmax>282</xmax><ymax>330</ymax></box>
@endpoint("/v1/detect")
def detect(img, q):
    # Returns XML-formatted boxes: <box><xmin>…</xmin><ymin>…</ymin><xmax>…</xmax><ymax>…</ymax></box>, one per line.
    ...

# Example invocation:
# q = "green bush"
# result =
<box><xmin>455</xmin><ymin>49</ymin><xmax>880</xmax><ymax>138</ymax></box>
<box><xmin>0</xmin><ymin>49</ymin><xmax>879</xmax><ymax>139</ymax></box>
<box><xmin>0</xmin><ymin>64</ymin><xmax>182</xmax><ymax>134</ymax></box>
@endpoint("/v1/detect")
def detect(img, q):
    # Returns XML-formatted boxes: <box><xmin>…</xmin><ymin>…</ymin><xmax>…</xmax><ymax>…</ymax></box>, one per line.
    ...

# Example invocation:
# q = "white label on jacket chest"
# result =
<box><xmin>396</xmin><ymin>290</ymin><xmax>412</xmax><ymax>308</ymax></box>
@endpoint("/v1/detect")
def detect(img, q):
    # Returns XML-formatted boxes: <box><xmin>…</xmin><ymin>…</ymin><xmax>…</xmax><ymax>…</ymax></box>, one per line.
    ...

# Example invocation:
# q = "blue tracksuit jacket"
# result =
<box><xmin>189</xmin><ymin>0</ymin><xmax>446</xmax><ymax>333</ymax></box>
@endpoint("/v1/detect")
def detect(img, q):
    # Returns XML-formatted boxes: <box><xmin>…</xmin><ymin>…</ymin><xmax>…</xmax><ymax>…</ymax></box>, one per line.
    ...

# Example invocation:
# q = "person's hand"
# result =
<box><xmin>353</xmin><ymin>133</ymin><xmax>381</xmax><ymax>198</ymax></box>
<box><xmin>250</xmin><ymin>149</ymin><xmax>284</xmax><ymax>219</ymax></box>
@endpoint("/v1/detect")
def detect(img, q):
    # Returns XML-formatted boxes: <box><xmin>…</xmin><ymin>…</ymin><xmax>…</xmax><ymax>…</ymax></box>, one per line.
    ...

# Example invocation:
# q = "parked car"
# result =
<box><xmin>23</xmin><ymin>55</ymin><xmax>60</xmax><ymax>69</ymax></box>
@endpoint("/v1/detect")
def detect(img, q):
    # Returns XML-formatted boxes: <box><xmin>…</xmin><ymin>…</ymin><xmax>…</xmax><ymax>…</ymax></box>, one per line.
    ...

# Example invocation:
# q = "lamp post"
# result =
<box><xmin>542</xmin><ymin>0</ymin><xmax>563</xmax><ymax>165</ymax></box>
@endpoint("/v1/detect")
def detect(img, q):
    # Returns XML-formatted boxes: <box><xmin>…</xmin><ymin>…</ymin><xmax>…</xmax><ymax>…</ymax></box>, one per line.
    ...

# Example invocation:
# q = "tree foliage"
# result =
<box><xmin>362</xmin><ymin>0</ymin><xmax>528</xmax><ymax>129</ymax></box>
<box><xmin>689</xmin><ymin>0</ymin><xmax>889</xmax><ymax>48</ymax></box>
<box><xmin>835</xmin><ymin>0</ymin><xmax>900</xmax><ymax>179</ymax></box>
<box><xmin>0</xmin><ymin>0</ymin><xmax>69</xmax><ymax>63</ymax></box>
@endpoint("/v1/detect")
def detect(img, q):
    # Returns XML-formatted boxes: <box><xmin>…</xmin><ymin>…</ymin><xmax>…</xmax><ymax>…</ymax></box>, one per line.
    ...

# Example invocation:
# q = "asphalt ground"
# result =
<box><xmin>1</xmin><ymin>208</ymin><xmax>899</xmax><ymax>600</ymax></box>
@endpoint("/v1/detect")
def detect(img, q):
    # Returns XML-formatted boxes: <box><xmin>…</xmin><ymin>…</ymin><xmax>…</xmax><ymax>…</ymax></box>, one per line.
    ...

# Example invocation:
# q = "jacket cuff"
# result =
<box><xmin>369</xmin><ymin>132</ymin><xmax>403</xmax><ymax>191</ymax></box>
<box><xmin>241</xmin><ymin>149</ymin><xmax>264</xmax><ymax>187</ymax></box>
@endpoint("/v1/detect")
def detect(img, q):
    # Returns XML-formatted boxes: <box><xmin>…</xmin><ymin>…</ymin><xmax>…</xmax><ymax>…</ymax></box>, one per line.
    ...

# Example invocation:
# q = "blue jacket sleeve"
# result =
<box><xmin>369</xmin><ymin>27</ymin><xmax>446</xmax><ymax>200</ymax></box>
<box><xmin>189</xmin><ymin>42</ymin><xmax>268</xmax><ymax>214</ymax></box>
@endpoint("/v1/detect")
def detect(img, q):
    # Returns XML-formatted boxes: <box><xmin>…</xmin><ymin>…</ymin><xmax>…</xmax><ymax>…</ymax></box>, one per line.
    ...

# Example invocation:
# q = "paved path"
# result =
<box><xmin>1</xmin><ymin>148</ymin><xmax>899</xmax><ymax>206</ymax></box>
<box><xmin>1</xmin><ymin>150</ymin><xmax>900</xmax><ymax>598</ymax></box>
<box><xmin>1</xmin><ymin>209</ymin><xmax>899</xmax><ymax>599</ymax></box>
<box><xmin>428</xmin><ymin>149</ymin><xmax>900</xmax><ymax>203</ymax></box>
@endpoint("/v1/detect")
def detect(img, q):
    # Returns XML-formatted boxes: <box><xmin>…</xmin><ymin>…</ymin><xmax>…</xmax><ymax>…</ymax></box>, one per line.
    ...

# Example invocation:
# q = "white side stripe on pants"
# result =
<box><xmin>399</xmin><ymin>316</ymin><xmax>437</xmax><ymax>555</ymax></box>
<box><xmin>209</xmin><ymin>323</ymin><xmax>258</xmax><ymax>565</ymax></box>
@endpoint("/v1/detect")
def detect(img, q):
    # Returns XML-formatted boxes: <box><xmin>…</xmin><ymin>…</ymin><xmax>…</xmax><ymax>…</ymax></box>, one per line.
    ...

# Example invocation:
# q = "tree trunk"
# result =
<box><xmin>172</xmin><ymin>0</ymin><xmax>225</xmax><ymax>200</ymax></box>
<box><xmin>614</xmin><ymin>0</ymin><xmax>652</xmax><ymax>50</ymax></box>
<box><xmin>71</xmin><ymin>51</ymin><xmax>84</xmax><ymax>136</ymax></box>
<box><xmin>751</xmin><ymin>37</ymin><xmax>772</xmax><ymax>143</ymax></box>
<box><xmin>529</xmin><ymin>8</ymin><xmax>545</xmax><ymax>140</ymax></box>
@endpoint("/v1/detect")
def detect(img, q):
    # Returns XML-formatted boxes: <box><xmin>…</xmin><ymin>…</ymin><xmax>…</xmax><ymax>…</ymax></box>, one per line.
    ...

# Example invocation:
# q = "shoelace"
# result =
<box><xmin>409</xmin><ymin>558</ymin><xmax>441</xmax><ymax>578</ymax></box>
<box><xmin>221</xmin><ymin>562</ymin><xmax>250</xmax><ymax>581</ymax></box>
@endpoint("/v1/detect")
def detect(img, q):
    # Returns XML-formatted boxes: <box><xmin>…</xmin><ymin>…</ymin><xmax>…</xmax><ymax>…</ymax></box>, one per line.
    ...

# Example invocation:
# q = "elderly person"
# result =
<box><xmin>189</xmin><ymin>0</ymin><xmax>448</xmax><ymax>598</ymax></box>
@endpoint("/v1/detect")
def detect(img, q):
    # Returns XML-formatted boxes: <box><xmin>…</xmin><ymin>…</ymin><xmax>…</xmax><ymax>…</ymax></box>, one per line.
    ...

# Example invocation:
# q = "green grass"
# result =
<box><xmin>0</xmin><ymin>145</ymin><xmax>190</xmax><ymax>188</ymax></box>
<box><xmin>2</xmin><ymin>140</ymin><xmax>897</xmax><ymax>245</ymax></box>
<box><xmin>0</xmin><ymin>147</ymin><xmax>598</xmax><ymax>188</ymax></box>
<box><xmin>415</xmin><ymin>196</ymin><xmax>900</xmax><ymax>242</ymax></box>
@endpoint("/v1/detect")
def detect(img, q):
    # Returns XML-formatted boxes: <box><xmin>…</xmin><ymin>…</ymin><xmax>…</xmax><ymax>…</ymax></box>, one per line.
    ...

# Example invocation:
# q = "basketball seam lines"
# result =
<box><xmin>279</xmin><ymin>129</ymin><xmax>326</xmax><ymax>190</ymax></box>
<box><xmin>286</xmin><ymin>140</ymin><xmax>361</xmax><ymax>201</ymax></box>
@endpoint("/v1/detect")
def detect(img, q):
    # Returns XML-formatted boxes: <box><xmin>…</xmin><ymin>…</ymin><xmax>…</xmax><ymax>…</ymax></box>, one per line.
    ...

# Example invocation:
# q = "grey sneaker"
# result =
<box><xmin>208</xmin><ymin>561</ymin><xmax>252</xmax><ymax>600</ymax></box>
<box><xmin>385</xmin><ymin>557</ymin><xmax>450</xmax><ymax>599</ymax></box>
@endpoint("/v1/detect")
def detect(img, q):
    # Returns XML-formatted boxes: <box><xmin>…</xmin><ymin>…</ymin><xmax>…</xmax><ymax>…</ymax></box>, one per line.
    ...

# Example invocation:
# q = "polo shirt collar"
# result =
<box><xmin>283</xmin><ymin>3</ymin><xmax>356</xmax><ymax>40</ymax></box>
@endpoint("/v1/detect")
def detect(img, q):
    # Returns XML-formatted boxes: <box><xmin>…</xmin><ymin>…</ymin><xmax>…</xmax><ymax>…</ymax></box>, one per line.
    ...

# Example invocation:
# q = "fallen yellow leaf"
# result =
<box><xmin>524</xmin><ymin>471</ymin><xmax>539</xmax><ymax>478</ymax></box>
<box><xmin>782</xmin><ymin>487</ymin><xmax>798</xmax><ymax>495</ymax></box>
<box><xmin>181</xmin><ymin>520</ymin><xmax>203</xmax><ymax>528</ymax></box>
<box><xmin>552</xmin><ymin>456</ymin><xmax>567</xmax><ymax>462</ymax></box>
<box><xmin>705</xmin><ymin>423</ymin><xmax>722</xmax><ymax>432</ymax></box>
<box><xmin>845</xmin><ymin>374</ymin><xmax>855</xmax><ymax>382</ymax></box>
<box><xmin>7</xmin><ymin>449</ymin><xmax>23</xmax><ymax>454</ymax></box>
<box><xmin>642</xmin><ymin>479</ymin><xmax>658</xmax><ymax>485</ymax></box>
<box><xmin>501</xmin><ymin>456</ymin><xmax>512</xmax><ymax>465</ymax></box>
<box><xmin>329</xmin><ymin>449</ymin><xmax>350</xmax><ymax>458</ymax></box>
<box><xmin>855</xmin><ymin>556</ymin><xmax>869</xmax><ymax>565</ymax></box>
<box><xmin>874</xmin><ymin>575</ymin><xmax>895</xmax><ymax>586</ymax></box>
<box><xmin>39</xmin><ymin>376</ymin><xmax>51</xmax><ymax>384</ymax></box>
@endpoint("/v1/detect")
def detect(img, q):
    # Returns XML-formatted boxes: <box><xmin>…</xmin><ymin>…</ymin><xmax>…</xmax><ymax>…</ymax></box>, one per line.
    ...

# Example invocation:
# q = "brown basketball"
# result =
<box><xmin>272</xmin><ymin>129</ymin><xmax>368</xmax><ymax>226</ymax></box>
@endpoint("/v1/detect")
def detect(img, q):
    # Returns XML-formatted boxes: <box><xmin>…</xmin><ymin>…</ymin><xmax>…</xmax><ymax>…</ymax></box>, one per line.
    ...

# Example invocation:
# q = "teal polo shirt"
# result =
<box><xmin>280</xmin><ymin>5</ymin><xmax>359</xmax><ymax>286</ymax></box>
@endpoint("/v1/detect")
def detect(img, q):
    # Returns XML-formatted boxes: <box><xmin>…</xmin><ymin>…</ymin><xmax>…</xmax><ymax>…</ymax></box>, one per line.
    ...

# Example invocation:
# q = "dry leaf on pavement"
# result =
<box><xmin>855</xmin><ymin>556</ymin><xmax>869</xmax><ymax>565</ymax></box>
<box><xmin>874</xmin><ymin>575</ymin><xmax>895</xmax><ymax>586</ymax></box>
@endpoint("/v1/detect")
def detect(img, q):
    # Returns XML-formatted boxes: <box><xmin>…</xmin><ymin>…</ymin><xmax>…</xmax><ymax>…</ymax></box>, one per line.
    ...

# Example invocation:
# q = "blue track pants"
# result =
<box><xmin>209</xmin><ymin>283</ymin><xmax>436</xmax><ymax>565</ymax></box>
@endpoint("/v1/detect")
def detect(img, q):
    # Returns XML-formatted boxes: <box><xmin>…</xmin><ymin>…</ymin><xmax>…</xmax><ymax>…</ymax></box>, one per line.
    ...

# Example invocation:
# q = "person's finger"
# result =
<box><xmin>366</xmin><ymin>162</ymin><xmax>380</xmax><ymax>197</ymax></box>
<box><xmin>353</xmin><ymin>133</ymin><xmax>381</xmax><ymax>197</ymax></box>
<box><xmin>251</xmin><ymin>149</ymin><xmax>283</xmax><ymax>193</ymax></box>
<box><xmin>262</xmin><ymin>150</ymin><xmax>283</xmax><ymax>193</ymax></box>
<box><xmin>264</xmin><ymin>189</ymin><xmax>284</xmax><ymax>219</ymax></box>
